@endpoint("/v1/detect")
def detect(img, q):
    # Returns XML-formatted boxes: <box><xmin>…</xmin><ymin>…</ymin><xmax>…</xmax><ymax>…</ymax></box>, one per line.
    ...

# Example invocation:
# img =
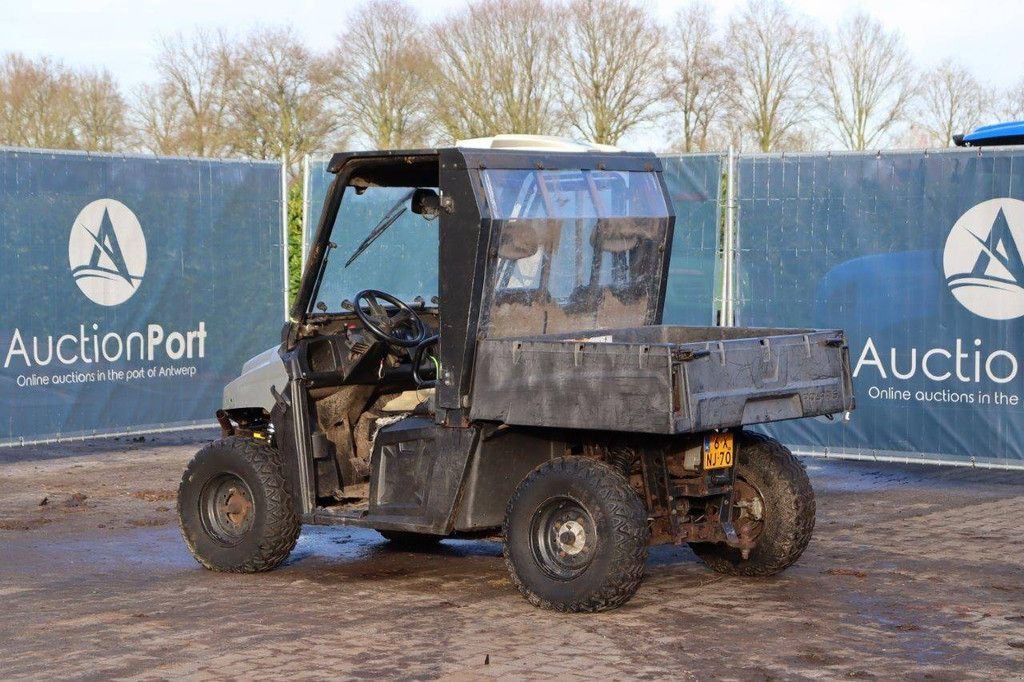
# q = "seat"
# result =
<box><xmin>379</xmin><ymin>389</ymin><xmax>435</xmax><ymax>414</ymax></box>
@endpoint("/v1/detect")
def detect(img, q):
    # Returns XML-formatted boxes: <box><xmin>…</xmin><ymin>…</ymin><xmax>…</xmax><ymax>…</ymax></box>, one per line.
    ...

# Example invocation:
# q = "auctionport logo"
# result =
<box><xmin>68</xmin><ymin>199</ymin><xmax>146</xmax><ymax>306</ymax></box>
<box><xmin>944</xmin><ymin>197</ymin><xmax>1024</xmax><ymax>320</ymax></box>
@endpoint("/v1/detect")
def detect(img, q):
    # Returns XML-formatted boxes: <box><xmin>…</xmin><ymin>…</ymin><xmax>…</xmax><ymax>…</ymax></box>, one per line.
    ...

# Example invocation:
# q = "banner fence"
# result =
<box><xmin>734</xmin><ymin>148</ymin><xmax>1024</xmax><ymax>470</ymax></box>
<box><xmin>8</xmin><ymin>143</ymin><xmax>1016</xmax><ymax>468</ymax></box>
<box><xmin>0</xmin><ymin>148</ymin><xmax>285</xmax><ymax>447</ymax></box>
<box><xmin>302</xmin><ymin>154</ymin><xmax>332</xmax><ymax>272</ymax></box>
<box><xmin>659</xmin><ymin>155</ymin><xmax>723</xmax><ymax>325</ymax></box>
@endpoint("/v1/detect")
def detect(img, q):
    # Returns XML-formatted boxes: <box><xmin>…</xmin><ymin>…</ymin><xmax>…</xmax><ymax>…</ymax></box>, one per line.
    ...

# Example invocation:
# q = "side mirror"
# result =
<box><xmin>411</xmin><ymin>188</ymin><xmax>441</xmax><ymax>220</ymax></box>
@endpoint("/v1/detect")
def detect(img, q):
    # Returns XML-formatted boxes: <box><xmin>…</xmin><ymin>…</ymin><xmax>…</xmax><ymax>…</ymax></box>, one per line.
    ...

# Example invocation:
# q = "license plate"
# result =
<box><xmin>703</xmin><ymin>432</ymin><xmax>734</xmax><ymax>470</ymax></box>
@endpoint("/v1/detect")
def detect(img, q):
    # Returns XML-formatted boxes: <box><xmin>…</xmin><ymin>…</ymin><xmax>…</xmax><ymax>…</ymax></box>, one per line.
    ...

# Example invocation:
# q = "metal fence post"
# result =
<box><xmin>724</xmin><ymin>146</ymin><xmax>737</xmax><ymax>327</ymax></box>
<box><xmin>301</xmin><ymin>154</ymin><xmax>310</xmax><ymax>273</ymax></box>
<box><xmin>281</xmin><ymin>153</ymin><xmax>289</xmax><ymax>321</ymax></box>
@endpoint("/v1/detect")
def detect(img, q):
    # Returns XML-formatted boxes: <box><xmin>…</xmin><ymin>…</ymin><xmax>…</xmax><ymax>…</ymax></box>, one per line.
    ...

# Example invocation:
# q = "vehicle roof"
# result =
<box><xmin>955</xmin><ymin>120</ymin><xmax>1024</xmax><ymax>147</ymax></box>
<box><xmin>327</xmin><ymin>144</ymin><xmax>661</xmax><ymax>178</ymax></box>
<box><xmin>326</xmin><ymin>148</ymin><xmax>439</xmax><ymax>174</ymax></box>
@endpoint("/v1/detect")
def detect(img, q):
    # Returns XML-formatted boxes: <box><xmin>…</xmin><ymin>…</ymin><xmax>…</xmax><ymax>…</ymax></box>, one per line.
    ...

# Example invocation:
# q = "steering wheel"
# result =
<box><xmin>353</xmin><ymin>289</ymin><xmax>427</xmax><ymax>348</ymax></box>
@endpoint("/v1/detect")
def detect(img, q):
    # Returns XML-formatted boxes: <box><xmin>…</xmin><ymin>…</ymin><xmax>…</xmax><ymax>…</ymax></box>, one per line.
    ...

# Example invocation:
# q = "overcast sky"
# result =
<box><xmin>3</xmin><ymin>0</ymin><xmax>1021</xmax><ymax>91</ymax></box>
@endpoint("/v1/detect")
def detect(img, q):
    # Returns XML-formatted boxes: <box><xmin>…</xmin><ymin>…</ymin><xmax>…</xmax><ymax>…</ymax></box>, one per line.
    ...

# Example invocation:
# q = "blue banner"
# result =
<box><xmin>0</xmin><ymin>149</ymin><xmax>284</xmax><ymax>446</ymax></box>
<box><xmin>660</xmin><ymin>154</ymin><xmax>723</xmax><ymax>325</ymax></box>
<box><xmin>737</xmin><ymin>149</ymin><xmax>1024</xmax><ymax>468</ymax></box>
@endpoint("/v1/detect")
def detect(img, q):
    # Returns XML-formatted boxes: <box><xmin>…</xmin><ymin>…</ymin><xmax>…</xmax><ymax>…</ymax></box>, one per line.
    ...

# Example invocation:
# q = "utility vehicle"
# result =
<box><xmin>177</xmin><ymin>135</ymin><xmax>855</xmax><ymax>612</ymax></box>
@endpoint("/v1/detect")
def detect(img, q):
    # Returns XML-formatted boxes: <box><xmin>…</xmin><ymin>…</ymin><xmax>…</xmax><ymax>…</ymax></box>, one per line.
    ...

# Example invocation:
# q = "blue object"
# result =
<box><xmin>0</xmin><ymin>148</ymin><xmax>285</xmax><ymax>447</ymax></box>
<box><xmin>736</xmin><ymin>149</ymin><xmax>1024</xmax><ymax>468</ymax></box>
<box><xmin>955</xmin><ymin>120</ymin><xmax>1024</xmax><ymax>146</ymax></box>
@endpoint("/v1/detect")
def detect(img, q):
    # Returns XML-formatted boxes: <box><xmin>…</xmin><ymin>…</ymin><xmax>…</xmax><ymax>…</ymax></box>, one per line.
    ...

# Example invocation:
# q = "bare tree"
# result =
<box><xmin>726</xmin><ymin>0</ymin><xmax>815</xmax><ymax>152</ymax></box>
<box><xmin>225</xmin><ymin>26</ymin><xmax>340</xmax><ymax>178</ymax></box>
<box><xmin>330</xmin><ymin>0</ymin><xmax>434</xmax><ymax>149</ymax></box>
<box><xmin>0</xmin><ymin>54</ymin><xmax>78</xmax><ymax>149</ymax></box>
<box><xmin>0</xmin><ymin>54</ymin><xmax>127</xmax><ymax>151</ymax></box>
<box><xmin>664</xmin><ymin>2</ymin><xmax>732</xmax><ymax>152</ymax></box>
<box><xmin>431</xmin><ymin>0</ymin><xmax>564</xmax><ymax>140</ymax></box>
<box><xmin>774</xmin><ymin>126</ymin><xmax>822</xmax><ymax>152</ymax></box>
<box><xmin>999</xmin><ymin>76</ymin><xmax>1024</xmax><ymax>121</ymax></box>
<box><xmin>73</xmin><ymin>69</ymin><xmax>128</xmax><ymax>152</ymax></box>
<box><xmin>812</xmin><ymin>13</ymin><xmax>915</xmax><ymax>150</ymax></box>
<box><xmin>916</xmin><ymin>59</ymin><xmax>992</xmax><ymax>147</ymax></box>
<box><xmin>131</xmin><ymin>82</ymin><xmax>186</xmax><ymax>155</ymax></box>
<box><xmin>133</xmin><ymin>29</ymin><xmax>233</xmax><ymax>157</ymax></box>
<box><xmin>560</xmin><ymin>0</ymin><xmax>664</xmax><ymax>145</ymax></box>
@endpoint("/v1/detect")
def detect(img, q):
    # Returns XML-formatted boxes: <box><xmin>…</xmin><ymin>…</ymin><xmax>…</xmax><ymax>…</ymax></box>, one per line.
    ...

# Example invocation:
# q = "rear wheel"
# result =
<box><xmin>605</xmin><ymin>444</ymin><xmax>637</xmax><ymax>477</ymax></box>
<box><xmin>690</xmin><ymin>432</ymin><xmax>814</xmax><ymax>576</ymax></box>
<box><xmin>178</xmin><ymin>436</ymin><xmax>300</xmax><ymax>573</ymax></box>
<box><xmin>503</xmin><ymin>456</ymin><xmax>649</xmax><ymax>612</ymax></box>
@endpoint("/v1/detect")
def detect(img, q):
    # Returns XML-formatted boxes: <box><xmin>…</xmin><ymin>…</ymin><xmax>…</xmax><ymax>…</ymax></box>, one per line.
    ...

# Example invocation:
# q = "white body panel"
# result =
<box><xmin>222</xmin><ymin>345</ymin><xmax>287</xmax><ymax>413</ymax></box>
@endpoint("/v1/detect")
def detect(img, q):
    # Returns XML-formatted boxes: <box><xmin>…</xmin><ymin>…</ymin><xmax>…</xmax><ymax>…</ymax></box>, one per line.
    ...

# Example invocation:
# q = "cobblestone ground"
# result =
<box><xmin>0</xmin><ymin>431</ymin><xmax>1022</xmax><ymax>680</ymax></box>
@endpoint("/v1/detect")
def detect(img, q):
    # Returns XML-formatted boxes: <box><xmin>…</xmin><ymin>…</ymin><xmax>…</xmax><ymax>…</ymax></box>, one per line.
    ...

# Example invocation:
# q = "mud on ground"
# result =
<box><xmin>0</xmin><ymin>431</ymin><xmax>1022</xmax><ymax>680</ymax></box>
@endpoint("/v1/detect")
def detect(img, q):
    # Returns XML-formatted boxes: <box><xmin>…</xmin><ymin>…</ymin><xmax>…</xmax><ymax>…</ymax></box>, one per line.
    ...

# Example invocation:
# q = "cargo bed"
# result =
<box><xmin>469</xmin><ymin>326</ymin><xmax>855</xmax><ymax>434</ymax></box>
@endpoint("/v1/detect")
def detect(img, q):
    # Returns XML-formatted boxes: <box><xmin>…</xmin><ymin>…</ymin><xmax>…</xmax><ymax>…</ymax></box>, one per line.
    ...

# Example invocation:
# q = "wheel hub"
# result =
<box><xmin>732</xmin><ymin>478</ymin><xmax>766</xmax><ymax>542</ymax></box>
<box><xmin>556</xmin><ymin>520</ymin><xmax>587</xmax><ymax>555</ymax></box>
<box><xmin>200</xmin><ymin>474</ymin><xmax>256</xmax><ymax>546</ymax></box>
<box><xmin>220</xmin><ymin>487</ymin><xmax>253</xmax><ymax>528</ymax></box>
<box><xmin>530</xmin><ymin>497</ymin><xmax>598</xmax><ymax>581</ymax></box>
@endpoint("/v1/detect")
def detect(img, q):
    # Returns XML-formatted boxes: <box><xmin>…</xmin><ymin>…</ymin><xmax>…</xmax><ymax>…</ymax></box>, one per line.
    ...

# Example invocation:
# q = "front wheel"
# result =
<box><xmin>178</xmin><ymin>436</ymin><xmax>300</xmax><ymax>573</ymax></box>
<box><xmin>503</xmin><ymin>456</ymin><xmax>649</xmax><ymax>613</ymax></box>
<box><xmin>690</xmin><ymin>432</ymin><xmax>815</xmax><ymax>576</ymax></box>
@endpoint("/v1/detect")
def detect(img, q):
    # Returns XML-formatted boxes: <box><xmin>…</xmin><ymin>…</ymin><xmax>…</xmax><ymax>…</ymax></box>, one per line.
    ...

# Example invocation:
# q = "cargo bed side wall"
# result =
<box><xmin>469</xmin><ymin>339</ymin><xmax>676</xmax><ymax>434</ymax></box>
<box><xmin>514</xmin><ymin>325</ymin><xmax>817</xmax><ymax>345</ymax></box>
<box><xmin>470</xmin><ymin>330</ymin><xmax>852</xmax><ymax>435</ymax></box>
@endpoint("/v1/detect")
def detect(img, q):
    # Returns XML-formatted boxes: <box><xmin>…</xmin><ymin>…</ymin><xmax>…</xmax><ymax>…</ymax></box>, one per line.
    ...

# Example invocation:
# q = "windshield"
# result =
<box><xmin>311</xmin><ymin>186</ymin><xmax>438</xmax><ymax>313</ymax></box>
<box><xmin>479</xmin><ymin>169</ymin><xmax>669</xmax><ymax>337</ymax></box>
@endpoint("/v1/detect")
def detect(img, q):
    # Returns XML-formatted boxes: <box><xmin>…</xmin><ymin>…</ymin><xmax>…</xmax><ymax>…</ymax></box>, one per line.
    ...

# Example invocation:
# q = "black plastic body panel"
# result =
<box><xmin>435</xmin><ymin>148</ymin><xmax>490</xmax><ymax>419</ymax></box>
<box><xmin>361</xmin><ymin>419</ymin><xmax>479</xmax><ymax>534</ymax></box>
<box><xmin>269</xmin><ymin>391</ymin><xmax>301</xmax><ymax>514</ymax></box>
<box><xmin>453</xmin><ymin>429</ymin><xmax>564</xmax><ymax>531</ymax></box>
<box><xmin>368</xmin><ymin>418</ymin><xmax>437</xmax><ymax>522</ymax></box>
<box><xmin>268</xmin><ymin>375</ymin><xmax>316</xmax><ymax>516</ymax></box>
<box><xmin>469</xmin><ymin>326</ymin><xmax>855</xmax><ymax>435</ymax></box>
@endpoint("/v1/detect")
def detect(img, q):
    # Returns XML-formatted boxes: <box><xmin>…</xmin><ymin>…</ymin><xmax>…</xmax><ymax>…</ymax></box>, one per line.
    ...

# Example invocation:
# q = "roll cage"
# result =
<box><xmin>290</xmin><ymin>146</ymin><xmax>673</xmax><ymax>425</ymax></box>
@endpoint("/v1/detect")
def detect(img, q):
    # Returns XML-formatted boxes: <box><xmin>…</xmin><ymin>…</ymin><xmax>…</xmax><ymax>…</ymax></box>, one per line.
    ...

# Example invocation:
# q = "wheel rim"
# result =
<box><xmin>529</xmin><ymin>496</ymin><xmax>598</xmax><ymax>581</ymax></box>
<box><xmin>732</xmin><ymin>476</ymin><xmax>766</xmax><ymax>543</ymax></box>
<box><xmin>199</xmin><ymin>473</ymin><xmax>255</xmax><ymax>546</ymax></box>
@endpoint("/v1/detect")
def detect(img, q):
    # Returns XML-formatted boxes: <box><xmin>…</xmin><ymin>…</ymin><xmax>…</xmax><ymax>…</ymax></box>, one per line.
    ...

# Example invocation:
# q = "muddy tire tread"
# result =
<box><xmin>691</xmin><ymin>431</ymin><xmax>815</xmax><ymax>577</ymax></box>
<box><xmin>503</xmin><ymin>456</ymin><xmax>649</xmax><ymax>613</ymax></box>
<box><xmin>605</xmin><ymin>445</ymin><xmax>637</xmax><ymax>477</ymax></box>
<box><xmin>177</xmin><ymin>436</ymin><xmax>300</xmax><ymax>573</ymax></box>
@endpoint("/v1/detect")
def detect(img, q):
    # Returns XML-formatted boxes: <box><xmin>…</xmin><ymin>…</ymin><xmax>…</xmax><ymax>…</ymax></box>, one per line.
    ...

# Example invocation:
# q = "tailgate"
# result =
<box><xmin>673</xmin><ymin>330</ymin><xmax>854</xmax><ymax>432</ymax></box>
